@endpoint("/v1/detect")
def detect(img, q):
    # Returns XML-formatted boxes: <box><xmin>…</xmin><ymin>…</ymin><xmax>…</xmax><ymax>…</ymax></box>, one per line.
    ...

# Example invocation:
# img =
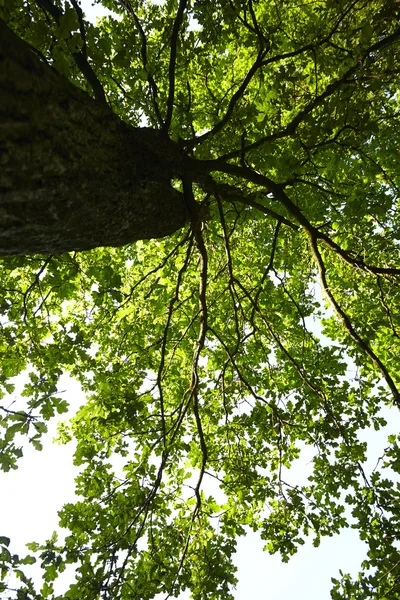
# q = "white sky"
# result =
<box><xmin>1</xmin><ymin>2</ymin><xmax>400</xmax><ymax>599</ymax></box>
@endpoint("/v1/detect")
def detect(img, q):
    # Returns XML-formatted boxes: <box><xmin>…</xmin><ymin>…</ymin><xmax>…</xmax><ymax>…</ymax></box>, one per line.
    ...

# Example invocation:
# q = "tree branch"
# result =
<box><xmin>156</xmin><ymin>234</ymin><xmax>194</xmax><ymax>447</ymax></box>
<box><xmin>70</xmin><ymin>0</ymin><xmax>87</xmax><ymax>58</ymax></box>
<box><xmin>198</xmin><ymin>159</ymin><xmax>400</xmax><ymax>276</ymax></box>
<box><xmin>119</xmin><ymin>0</ymin><xmax>164</xmax><ymax>126</ymax></box>
<box><xmin>186</xmin><ymin>47</ymin><xmax>267</xmax><ymax>147</ymax></box>
<box><xmin>200</xmin><ymin>175</ymin><xmax>299</xmax><ymax>230</ymax></box>
<box><xmin>164</xmin><ymin>0</ymin><xmax>188</xmax><ymax>132</ymax></box>
<box><xmin>34</xmin><ymin>0</ymin><xmax>107</xmax><ymax>103</ymax></box>
<box><xmin>218</xmin><ymin>26</ymin><xmax>400</xmax><ymax>161</ymax></box>
<box><xmin>308</xmin><ymin>234</ymin><xmax>400</xmax><ymax>406</ymax></box>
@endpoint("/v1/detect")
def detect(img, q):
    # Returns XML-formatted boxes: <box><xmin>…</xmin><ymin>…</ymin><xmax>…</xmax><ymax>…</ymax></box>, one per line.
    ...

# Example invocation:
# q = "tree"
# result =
<box><xmin>1</xmin><ymin>0</ymin><xmax>400</xmax><ymax>597</ymax></box>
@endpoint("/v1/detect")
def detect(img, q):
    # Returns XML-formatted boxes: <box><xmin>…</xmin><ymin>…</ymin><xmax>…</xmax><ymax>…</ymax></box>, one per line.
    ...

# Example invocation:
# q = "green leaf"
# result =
<box><xmin>2</xmin><ymin>1</ymin><xmax>400</xmax><ymax>599</ymax></box>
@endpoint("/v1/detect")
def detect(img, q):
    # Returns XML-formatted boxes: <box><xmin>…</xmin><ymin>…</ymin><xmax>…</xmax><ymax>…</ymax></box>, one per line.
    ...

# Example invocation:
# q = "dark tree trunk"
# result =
<box><xmin>0</xmin><ymin>19</ymin><xmax>188</xmax><ymax>255</ymax></box>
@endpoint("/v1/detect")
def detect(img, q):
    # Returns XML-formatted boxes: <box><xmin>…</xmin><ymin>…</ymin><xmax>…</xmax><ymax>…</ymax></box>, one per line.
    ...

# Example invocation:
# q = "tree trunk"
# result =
<box><xmin>0</xmin><ymin>19</ymin><xmax>188</xmax><ymax>255</ymax></box>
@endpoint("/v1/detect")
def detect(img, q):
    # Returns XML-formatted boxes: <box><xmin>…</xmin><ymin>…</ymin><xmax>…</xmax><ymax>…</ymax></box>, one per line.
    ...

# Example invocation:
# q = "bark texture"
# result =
<box><xmin>0</xmin><ymin>19</ymin><xmax>188</xmax><ymax>255</ymax></box>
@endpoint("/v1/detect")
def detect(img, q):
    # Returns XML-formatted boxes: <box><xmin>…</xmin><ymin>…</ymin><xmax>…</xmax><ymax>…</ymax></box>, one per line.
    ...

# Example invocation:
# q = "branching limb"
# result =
<box><xmin>192</xmin><ymin>0</ymin><xmax>364</xmax><ymax>152</ymax></box>
<box><xmin>376</xmin><ymin>276</ymin><xmax>400</xmax><ymax>340</ymax></box>
<box><xmin>199</xmin><ymin>159</ymin><xmax>400</xmax><ymax>275</ymax></box>
<box><xmin>34</xmin><ymin>0</ymin><xmax>107</xmax><ymax>103</ymax></box>
<box><xmin>0</xmin><ymin>406</ymin><xmax>38</xmax><ymax>421</ymax></box>
<box><xmin>201</xmin><ymin>175</ymin><xmax>298</xmax><ymax>230</ymax></box>
<box><xmin>247</xmin><ymin>0</ymin><xmax>268</xmax><ymax>46</ymax></box>
<box><xmin>70</xmin><ymin>0</ymin><xmax>87</xmax><ymax>58</ymax></box>
<box><xmin>160</xmin><ymin>175</ymin><xmax>210</xmax><ymax>600</ymax></box>
<box><xmin>114</xmin><ymin>451</ymin><xmax>170</xmax><ymax>586</ymax></box>
<box><xmin>156</xmin><ymin>233</ymin><xmax>194</xmax><ymax>446</ymax></box>
<box><xmin>233</xmin><ymin>277</ymin><xmax>331</xmax><ymax>407</ymax></box>
<box><xmin>119</xmin><ymin>0</ymin><xmax>163</xmax><ymax>125</ymax></box>
<box><xmin>216</xmin><ymin>195</ymin><xmax>244</xmax><ymax>345</ymax></box>
<box><xmin>110</xmin><ymin>75</ymin><xmax>135</xmax><ymax>101</ymax></box>
<box><xmin>22</xmin><ymin>255</ymin><xmax>53</xmax><ymax>322</ymax></box>
<box><xmin>308</xmin><ymin>234</ymin><xmax>400</xmax><ymax>406</ymax></box>
<box><xmin>209</xmin><ymin>325</ymin><xmax>293</xmax><ymax>431</ymax></box>
<box><xmin>227</xmin><ymin>0</ymin><xmax>267</xmax><ymax>45</ymax></box>
<box><xmin>182</xmin><ymin>172</ymin><xmax>209</xmax><ymax>495</ymax></box>
<box><xmin>250</xmin><ymin>221</ymin><xmax>280</xmax><ymax>323</ymax></box>
<box><xmin>186</xmin><ymin>46</ymin><xmax>268</xmax><ymax>148</ymax></box>
<box><xmin>218</xmin><ymin>26</ymin><xmax>400</xmax><ymax>160</ymax></box>
<box><xmin>220</xmin><ymin>72</ymin><xmax>356</xmax><ymax>160</ymax></box>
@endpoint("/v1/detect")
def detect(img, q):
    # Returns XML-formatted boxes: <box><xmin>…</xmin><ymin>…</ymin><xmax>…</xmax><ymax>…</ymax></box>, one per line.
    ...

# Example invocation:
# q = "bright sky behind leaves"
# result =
<box><xmin>1</xmin><ymin>2</ymin><xmax>400</xmax><ymax>598</ymax></box>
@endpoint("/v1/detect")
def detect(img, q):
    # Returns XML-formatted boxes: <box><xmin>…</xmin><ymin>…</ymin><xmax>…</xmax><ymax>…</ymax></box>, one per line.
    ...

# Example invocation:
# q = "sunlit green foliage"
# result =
<box><xmin>1</xmin><ymin>0</ymin><xmax>400</xmax><ymax>598</ymax></box>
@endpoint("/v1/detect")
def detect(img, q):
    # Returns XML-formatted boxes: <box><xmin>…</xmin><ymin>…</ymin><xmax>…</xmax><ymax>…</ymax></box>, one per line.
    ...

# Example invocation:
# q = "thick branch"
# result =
<box><xmin>308</xmin><ymin>235</ymin><xmax>400</xmax><ymax>406</ymax></box>
<box><xmin>198</xmin><ymin>159</ymin><xmax>400</xmax><ymax>275</ymax></box>
<box><xmin>164</xmin><ymin>0</ymin><xmax>188</xmax><ymax>132</ymax></box>
<box><xmin>200</xmin><ymin>176</ymin><xmax>298</xmax><ymax>230</ymax></box>
<box><xmin>34</xmin><ymin>0</ymin><xmax>107</xmax><ymax>103</ymax></box>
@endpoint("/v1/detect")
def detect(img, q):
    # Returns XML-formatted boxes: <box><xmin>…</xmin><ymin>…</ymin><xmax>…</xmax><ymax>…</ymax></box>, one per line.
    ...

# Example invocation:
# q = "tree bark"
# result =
<box><xmin>0</xmin><ymin>19</ymin><xmax>188</xmax><ymax>255</ymax></box>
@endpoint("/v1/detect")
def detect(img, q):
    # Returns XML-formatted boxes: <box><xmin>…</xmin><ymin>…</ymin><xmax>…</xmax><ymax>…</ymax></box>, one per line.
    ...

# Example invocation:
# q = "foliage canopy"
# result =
<box><xmin>1</xmin><ymin>0</ymin><xmax>400</xmax><ymax>598</ymax></box>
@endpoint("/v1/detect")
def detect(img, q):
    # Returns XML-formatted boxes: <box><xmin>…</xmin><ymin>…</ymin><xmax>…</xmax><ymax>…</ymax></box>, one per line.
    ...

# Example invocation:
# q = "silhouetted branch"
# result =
<box><xmin>119</xmin><ymin>0</ymin><xmax>163</xmax><ymax>125</ymax></box>
<box><xmin>308</xmin><ymin>234</ymin><xmax>400</xmax><ymax>405</ymax></box>
<box><xmin>34</xmin><ymin>0</ymin><xmax>107</xmax><ymax>102</ymax></box>
<box><xmin>218</xmin><ymin>26</ymin><xmax>400</xmax><ymax>160</ymax></box>
<box><xmin>164</xmin><ymin>0</ymin><xmax>188</xmax><ymax>132</ymax></box>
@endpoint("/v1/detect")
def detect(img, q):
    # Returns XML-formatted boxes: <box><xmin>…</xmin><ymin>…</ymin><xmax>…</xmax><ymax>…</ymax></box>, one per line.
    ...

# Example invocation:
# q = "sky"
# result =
<box><xmin>1</xmin><ymin>2</ymin><xmax>400</xmax><ymax>599</ymax></box>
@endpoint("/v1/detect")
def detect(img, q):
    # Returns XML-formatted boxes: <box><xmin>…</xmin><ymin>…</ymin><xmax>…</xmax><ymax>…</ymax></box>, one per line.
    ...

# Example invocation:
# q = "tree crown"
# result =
<box><xmin>1</xmin><ymin>0</ymin><xmax>400</xmax><ymax>598</ymax></box>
